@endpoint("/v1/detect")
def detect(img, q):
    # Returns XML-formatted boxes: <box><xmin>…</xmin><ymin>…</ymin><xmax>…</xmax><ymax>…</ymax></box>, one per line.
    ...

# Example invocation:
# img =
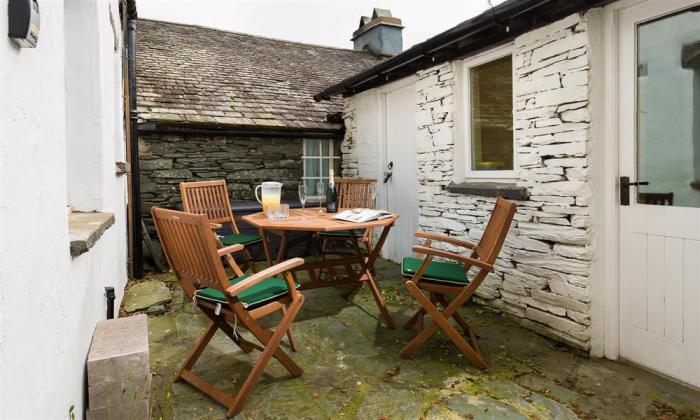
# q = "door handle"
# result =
<box><xmin>383</xmin><ymin>161</ymin><xmax>393</xmax><ymax>183</ymax></box>
<box><xmin>620</xmin><ymin>176</ymin><xmax>649</xmax><ymax>206</ymax></box>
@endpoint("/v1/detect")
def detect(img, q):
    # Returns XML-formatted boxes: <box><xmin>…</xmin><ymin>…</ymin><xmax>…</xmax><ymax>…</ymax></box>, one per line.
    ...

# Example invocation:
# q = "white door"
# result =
<box><xmin>618</xmin><ymin>0</ymin><xmax>700</xmax><ymax>387</ymax></box>
<box><xmin>383</xmin><ymin>82</ymin><xmax>419</xmax><ymax>263</ymax></box>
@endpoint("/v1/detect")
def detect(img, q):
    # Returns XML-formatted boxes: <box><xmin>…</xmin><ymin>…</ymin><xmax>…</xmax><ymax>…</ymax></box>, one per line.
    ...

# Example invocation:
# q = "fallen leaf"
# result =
<box><xmin>311</xmin><ymin>390</ymin><xmax>319</xmax><ymax>398</ymax></box>
<box><xmin>387</xmin><ymin>366</ymin><xmax>400</xmax><ymax>377</ymax></box>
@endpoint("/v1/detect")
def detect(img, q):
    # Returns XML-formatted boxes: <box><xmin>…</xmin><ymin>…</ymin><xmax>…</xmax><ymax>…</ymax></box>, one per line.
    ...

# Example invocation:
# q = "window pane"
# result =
<box><xmin>321</xmin><ymin>158</ymin><xmax>329</xmax><ymax>178</ymax></box>
<box><xmin>636</xmin><ymin>9</ymin><xmax>700</xmax><ymax>208</ymax></box>
<box><xmin>305</xmin><ymin>139</ymin><xmax>320</xmax><ymax>156</ymax></box>
<box><xmin>305</xmin><ymin>158</ymin><xmax>319</xmax><ymax>178</ymax></box>
<box><xmin>470</xmin><ymin>55</ymin><xmax>513</xmax><ymax>171</ymax></box>
<box><xmin>322</xmin><ymin>140</ymin><xmax>331</xmax><ymax>157</ymax></box>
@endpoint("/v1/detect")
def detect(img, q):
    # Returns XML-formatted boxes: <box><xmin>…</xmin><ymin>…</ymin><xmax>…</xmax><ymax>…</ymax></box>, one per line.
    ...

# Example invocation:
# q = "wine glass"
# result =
<box><xmin>298</xmin><ymin>184</ymin><xmax>307</xmax><ymax>220</ymax></box>
<box><xmin>316</xmin><ymin>180</ymin><xmax>325</xmax><ymax>213</ymax></box>
<box><xmin>368</xmin><ymin>183</ymin><xmax>378</xmax><ymax>209</ymax></box>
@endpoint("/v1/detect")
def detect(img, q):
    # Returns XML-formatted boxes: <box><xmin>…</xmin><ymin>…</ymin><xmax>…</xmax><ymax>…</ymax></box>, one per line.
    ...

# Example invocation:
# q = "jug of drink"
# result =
<box><xmin>255</xmin><ymin>181</ymin><xmax>283</xmax><ymax>214</ymax></box>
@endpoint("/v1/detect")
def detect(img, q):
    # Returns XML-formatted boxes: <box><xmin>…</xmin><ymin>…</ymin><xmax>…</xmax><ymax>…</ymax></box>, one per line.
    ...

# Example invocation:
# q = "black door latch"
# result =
<box><xmin>620</xmin><ymin>176</ymin><xmax>649</xmax><ymax>205</ymax></box>
<box><xmin>383</xmin><ymin>161</ymin><xmax>393</xmax><ymax>183</ymax></box>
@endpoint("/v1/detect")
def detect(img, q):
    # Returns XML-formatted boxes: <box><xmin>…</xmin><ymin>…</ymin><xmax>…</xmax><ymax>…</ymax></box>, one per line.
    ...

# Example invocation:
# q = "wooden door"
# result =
<box><xmin>618</xmin><ymin>0</ymin><xmax>700</xmax><ymax>387</ymax></box>
<box><xmin>383</xmin><ymin>82</ymin><xmax>419</xmax><ymax>263</ymax></box>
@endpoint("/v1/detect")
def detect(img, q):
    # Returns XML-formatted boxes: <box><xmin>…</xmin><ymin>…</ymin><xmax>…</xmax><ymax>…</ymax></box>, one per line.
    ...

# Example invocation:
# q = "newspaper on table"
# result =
<box><xmin>332</xmin><ymin>208</ymin><xmax>392</xmax><ymax>223</ymax></box>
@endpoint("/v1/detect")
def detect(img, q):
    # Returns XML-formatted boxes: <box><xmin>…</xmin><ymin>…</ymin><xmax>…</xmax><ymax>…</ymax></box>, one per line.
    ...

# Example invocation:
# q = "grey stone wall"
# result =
<box><xmin>138</xmin><ymin>133</ymin><xmax>306</xmax><ymax>229</ymax></box>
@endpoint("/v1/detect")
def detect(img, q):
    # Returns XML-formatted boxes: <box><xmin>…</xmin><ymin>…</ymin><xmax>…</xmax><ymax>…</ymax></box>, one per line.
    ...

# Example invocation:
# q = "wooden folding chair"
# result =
<box><xmin>152</xmin><ymin>207</ymin><xmax>304</xmax><ymax>417</ymax></box>
<box><xmin>400</xmin><ymin>197</ymin><xmax>516</xmax><ymax>369</ymax></box>
<box><xmin>180</xmin><ymin>180</ymin><xmax>263</xmax><ymax>272</ymax></box>
<box><xmin>318</xmin><ymin>178</ymin><xmax>377</xmax><ymax>279</ymax></box>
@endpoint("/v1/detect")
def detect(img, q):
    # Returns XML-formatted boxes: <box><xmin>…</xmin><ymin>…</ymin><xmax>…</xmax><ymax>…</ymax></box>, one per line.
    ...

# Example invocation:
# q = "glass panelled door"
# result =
<box><xmin>619</xmin><ymin>0</ymin><xmax>700</xmax><ymax>388</ymax></box>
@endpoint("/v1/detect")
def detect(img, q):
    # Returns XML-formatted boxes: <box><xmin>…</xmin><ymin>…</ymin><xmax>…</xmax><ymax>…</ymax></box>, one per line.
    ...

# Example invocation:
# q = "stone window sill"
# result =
<box><xmin>446</xmin><ymin>182</ymin><xmax>528</xmax><ymax>200</ymax></box>
<box><xmin>69</xmin><ymin>211</ymin><xmax>115</xmax><ymax>258</ymax></box>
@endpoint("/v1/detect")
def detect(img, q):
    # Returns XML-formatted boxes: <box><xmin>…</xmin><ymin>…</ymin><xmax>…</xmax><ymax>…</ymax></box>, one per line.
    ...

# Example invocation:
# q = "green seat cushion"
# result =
<box><xmin>319</xmin><ymin>229</ymin><xmax>366</xmax><ymax>237</ymax></box>
<box><xmin>194</xmin><ymin>275</ymin><xmax>299</xmax><ymax>309</ymax></box>
<box><xmin>219</xmin><ymin>232</ymin><xmax>262</xmax><ymax>246</ymax></box>
<box><xmin>401</xmin><ymin>257</ymin><xmax>469</xmax><ymax>286</ymax></box>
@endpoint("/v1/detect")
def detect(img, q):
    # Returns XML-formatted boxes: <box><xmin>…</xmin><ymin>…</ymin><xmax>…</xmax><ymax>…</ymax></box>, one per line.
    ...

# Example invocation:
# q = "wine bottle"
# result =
<box><xmin>326</xmin><ymin>169</ymin><xmax>338</xmax><ymax>213</ymax></box>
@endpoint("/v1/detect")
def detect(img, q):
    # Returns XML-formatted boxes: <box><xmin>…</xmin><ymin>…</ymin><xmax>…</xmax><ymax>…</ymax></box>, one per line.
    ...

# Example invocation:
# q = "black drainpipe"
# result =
<box><xmin>128</xmin><ymin>18</ymin><xmax>143</xmax><ymax>279</ymax></box>
<box><xmin>105</xmin><ymin>287</ymin><xmax>116</xmax><ymax>319</ymax></box>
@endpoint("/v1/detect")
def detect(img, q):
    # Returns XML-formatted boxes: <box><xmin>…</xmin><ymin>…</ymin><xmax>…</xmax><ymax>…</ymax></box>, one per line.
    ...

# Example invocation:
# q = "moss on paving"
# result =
<box><xmin>135</xmin><ymin>259</ymin><xmax>700</xmax><ymax>419</ymax></box>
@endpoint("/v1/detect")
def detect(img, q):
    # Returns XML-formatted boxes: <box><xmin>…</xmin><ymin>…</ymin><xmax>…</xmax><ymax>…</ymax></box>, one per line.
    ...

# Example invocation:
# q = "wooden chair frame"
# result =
<box><xmin>401</xmin><ymin>198</ymin><xmax>517</xmax><ymax>369</ymax></box>
<box><xmin>180</xmin><ymin>179</ymin><xmax>263</xmax><ymax>272</ymax></box>
<box><xmin>318</xmin><ymin>178</ymin><xmax>377</xmax><ymax>280</ymax></box>
<box><xmin>152</xmin><ymin>207</ymin><xmax>304</xmax><ymax>417</ymax></box>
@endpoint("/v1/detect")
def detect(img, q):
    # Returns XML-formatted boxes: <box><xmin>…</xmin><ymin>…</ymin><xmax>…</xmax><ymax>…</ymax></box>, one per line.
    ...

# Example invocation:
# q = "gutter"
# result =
<box><xmin>137</xmin><ymin>122</ymin><xmax>344</xmax><ymax>140</ymax></box>
<box><xmin>314</xmin><ymin>0</ymin><xmax>607</xmax><ymax>100</ymax></box>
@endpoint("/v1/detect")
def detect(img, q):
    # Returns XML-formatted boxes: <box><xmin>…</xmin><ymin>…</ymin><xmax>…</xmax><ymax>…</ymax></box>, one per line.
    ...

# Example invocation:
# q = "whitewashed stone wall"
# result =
<box><xmin>342</xmin><ymin>12</ymin><xmax>596</xmax><ymax>350</ymax></box>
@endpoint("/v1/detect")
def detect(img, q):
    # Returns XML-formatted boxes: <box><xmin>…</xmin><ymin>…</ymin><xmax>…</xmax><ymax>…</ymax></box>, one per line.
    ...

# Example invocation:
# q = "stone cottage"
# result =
<box><xmin>316</xmin><ymin>0</ymin><xmax>700</xmax><ymax>389</ymax></box>
<box><xmin>135</xmin><ymin>17</ymin><xmax>392</xmax><ymax>230</ymax></box>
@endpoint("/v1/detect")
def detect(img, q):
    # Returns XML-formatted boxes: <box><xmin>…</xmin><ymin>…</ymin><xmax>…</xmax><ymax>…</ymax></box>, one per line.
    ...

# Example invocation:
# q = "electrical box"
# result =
<box><xmin>8</xmin><ymin>0</ymin><xmax>40</xmax><ymax>48</ymax></box>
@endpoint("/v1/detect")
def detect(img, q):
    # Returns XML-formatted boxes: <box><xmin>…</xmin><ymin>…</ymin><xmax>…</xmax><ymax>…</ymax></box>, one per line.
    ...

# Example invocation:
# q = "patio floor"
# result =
<box><xmin>140</xmin><ymin>259</ymin><xmax>700</xmax><ymax>419</ymax></box>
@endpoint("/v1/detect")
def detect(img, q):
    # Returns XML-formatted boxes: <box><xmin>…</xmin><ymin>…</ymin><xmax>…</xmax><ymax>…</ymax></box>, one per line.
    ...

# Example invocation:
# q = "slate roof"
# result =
<box><xmin>136</xmin><ymin>19</ymin><xmax>384</xmax><ymax>132</ymax></box>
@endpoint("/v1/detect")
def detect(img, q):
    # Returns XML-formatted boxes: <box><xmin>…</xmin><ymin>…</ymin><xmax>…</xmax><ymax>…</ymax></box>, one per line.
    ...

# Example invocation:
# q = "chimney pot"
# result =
<box><xmin>352</xmin><ymin>8</ymin><xmax>403</xmax><ymax>56</ymax></box>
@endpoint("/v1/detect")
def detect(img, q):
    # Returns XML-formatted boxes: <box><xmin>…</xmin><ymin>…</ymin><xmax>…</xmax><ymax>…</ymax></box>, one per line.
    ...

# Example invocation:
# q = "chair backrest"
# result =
<box><xmin>336</xmin><ymin>178</ymin><xmax>377</xmax><ymax>209</ymax></box>
<box><xmin>475</xmin><ymin>197</ymin><xmax>517</xmax><ymax>264</ymax></box>
<box><xmin>180</xmin><ymin>179</ymin><xmax>239</xmax><ymax>233</ymax></box>
<box><xmin>151</xmin><ymin>207</ymin><xmax>230</xmax><ymax>298</ymax></box>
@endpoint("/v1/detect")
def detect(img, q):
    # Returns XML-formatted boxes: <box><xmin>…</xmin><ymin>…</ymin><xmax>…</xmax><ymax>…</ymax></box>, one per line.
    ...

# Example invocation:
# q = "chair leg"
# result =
<box><xmin>403</xmin><ymin>308</ymin><xmax>425</xmax><ymax>330</ymax></box>
<box><xmin>176</xmin><ymin>321</ymin><xmax>218</xmax><ymax>379</ymax></box>
<box><xmin>227</xmin><ymin>296</ymin><xmax>304</xmax><ymax>417</ymax></box>
<box><xmin>401</xmin><ymin>282</ymin><xmax>486</xmax><ymax>369</ymax></box>
<box><xmin>281</xmin><ymin>306</ymin><xmax>297</xmax><ymax>352</ymax></box>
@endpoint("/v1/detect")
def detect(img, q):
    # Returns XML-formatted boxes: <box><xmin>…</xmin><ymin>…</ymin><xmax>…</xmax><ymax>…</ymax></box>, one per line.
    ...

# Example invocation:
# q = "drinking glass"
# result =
<box><xmin>298</xmin><ymin>184</ymin><xmax>307</xmax><ymax>220</ymax></box>
<box><xmin>368</xmin><ymin>183</ymin><xmax>378</xmax><ymax>209</ymax></box>
<box><xmin>316</xmin><ymin>180</ymin><xmax>325</xmax><ymax>213</ymax></box>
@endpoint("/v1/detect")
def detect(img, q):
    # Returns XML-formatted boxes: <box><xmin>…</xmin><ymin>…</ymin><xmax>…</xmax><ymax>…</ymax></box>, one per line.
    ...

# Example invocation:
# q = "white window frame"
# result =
<box><xmin>460</xmin><ymin>43</ymin><xmax>517</xmax><ymax>180</ymax></box>
<box><xmin>301</xmin><ymin>139</ymin><xmax>340</xmax><ymax>200</ymax></box>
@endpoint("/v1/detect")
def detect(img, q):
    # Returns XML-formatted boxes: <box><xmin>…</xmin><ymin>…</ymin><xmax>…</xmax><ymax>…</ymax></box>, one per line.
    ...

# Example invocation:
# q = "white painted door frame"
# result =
<box><xmin>599</xmin><ymin>0</ymin><xmax>700</xmax><ymax>385</ymax></box>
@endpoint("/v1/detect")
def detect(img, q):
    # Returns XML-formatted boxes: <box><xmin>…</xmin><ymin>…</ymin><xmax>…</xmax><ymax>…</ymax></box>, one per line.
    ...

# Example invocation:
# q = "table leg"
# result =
<box><xmin>258</xmin><ymin>227</ymin><xmax>274</xmax><ymax>268</ymax></box>
<box><xmin>346</xmin><ymin>226</ymin><xmax>396</xmax><ymax>329</ymax></box>
<box><xmin>276</xmin><ymin>230</ymin><xmax>289</xmax><ymax>265</ymax></box>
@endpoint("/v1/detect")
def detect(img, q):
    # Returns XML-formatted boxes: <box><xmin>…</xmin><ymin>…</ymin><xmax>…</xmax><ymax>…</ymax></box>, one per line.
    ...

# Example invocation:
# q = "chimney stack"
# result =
<box><xmin>352</xmin><ymin>8</ymin><xmax>403</xmax><ymax>56</ymax></box>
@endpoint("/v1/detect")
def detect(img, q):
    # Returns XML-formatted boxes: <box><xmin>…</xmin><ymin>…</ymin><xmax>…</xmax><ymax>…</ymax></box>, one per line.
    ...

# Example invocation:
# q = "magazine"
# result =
<box><xmin>332</xmin><ymin>208</ymin><xmax>392</xmax><ymax>223</ymax></box>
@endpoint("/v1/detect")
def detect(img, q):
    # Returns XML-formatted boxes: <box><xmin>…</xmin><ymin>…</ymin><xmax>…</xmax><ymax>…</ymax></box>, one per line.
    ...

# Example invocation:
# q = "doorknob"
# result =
<box><xmin>620</xmin><ymin>176</ymin><xmax>650</xmax><ymax>206</ymax></box>
<box><xmin>383</xmin><ymin>161</ymin><xmax>393</xmax><ymax>183</ymax></box>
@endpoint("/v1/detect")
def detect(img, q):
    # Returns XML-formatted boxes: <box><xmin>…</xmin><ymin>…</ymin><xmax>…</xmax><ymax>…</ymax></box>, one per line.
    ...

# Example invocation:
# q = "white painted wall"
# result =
<box><xmin>0</xmin><ymin>0</ymin><xmax>128</xmax><ymax>417</ymax></box>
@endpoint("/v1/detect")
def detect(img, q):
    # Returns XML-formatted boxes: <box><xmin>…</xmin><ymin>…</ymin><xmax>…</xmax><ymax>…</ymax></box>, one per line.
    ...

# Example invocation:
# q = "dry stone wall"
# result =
<box><xmin>342</xmin><ymin>12</ymin><xmax>595</xmax><ymax>349</ymax></box>
<box><xmin>138</xmin><ymin>133</ymin><xmax>305</xmax><ymax>231</ymax></box>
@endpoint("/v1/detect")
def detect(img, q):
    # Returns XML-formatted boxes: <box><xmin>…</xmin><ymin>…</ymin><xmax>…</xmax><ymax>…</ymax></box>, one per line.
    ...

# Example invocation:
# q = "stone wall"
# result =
<box><xmin>139</xmin><ymin>133</ymin><xmax>306</xmax><ymax>229</ymax></box>
<box><xmin>342</xmin><ymin>12</ymin><xmax>596</xmax><ymax>350</ymax></box>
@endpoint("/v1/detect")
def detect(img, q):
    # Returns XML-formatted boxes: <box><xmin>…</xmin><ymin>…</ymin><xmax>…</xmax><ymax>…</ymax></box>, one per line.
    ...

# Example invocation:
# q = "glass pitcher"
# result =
<box><xmin>255</xmin><ymin>181</ymin><xmax>282</xmax><ymax>214</ymax></box>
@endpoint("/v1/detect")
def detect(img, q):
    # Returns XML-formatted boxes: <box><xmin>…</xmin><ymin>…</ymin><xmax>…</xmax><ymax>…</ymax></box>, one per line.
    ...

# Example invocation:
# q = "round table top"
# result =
<box><xmin>242</xmin><ymin>208</ymin><xmax>399</xmax><ymax>232</ymax></box>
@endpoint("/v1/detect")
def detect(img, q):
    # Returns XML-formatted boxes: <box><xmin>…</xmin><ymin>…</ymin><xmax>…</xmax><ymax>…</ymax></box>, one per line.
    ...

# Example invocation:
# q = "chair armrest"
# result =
<box><xmin>412</xmin><ymin>245</ymin><xmax>492</xmax><ymax>271</ymax></box>
<box><xmin>209</xmin><ymin>222</ymin><xmax>223</xmax><ymax>230</ymax></box>
<box><xmin>226</xmin><ymin>258</ymin><xmax>305</xmax><ymax>297</ymax></box>
<box><xmin>217</xmin><ymin>244</ymin><xmax>244</xmax><ymax>257</ymax></box>
<box><xmin>415</xmin><ymin>231</ymin><xmax>476</xmax><ymax>249</ymax></box>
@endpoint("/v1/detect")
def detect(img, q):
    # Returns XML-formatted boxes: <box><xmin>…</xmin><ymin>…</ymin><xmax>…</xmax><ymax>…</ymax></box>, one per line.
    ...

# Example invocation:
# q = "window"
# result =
<box><xmin>302</xmin><ymin>139</ymin><xmax>340</xmax><ymax>199</ymax></box>
<box><xmin>462</xmin><ymin>45</ymin><xmax>515</xmax><ymax>179</ymax></box>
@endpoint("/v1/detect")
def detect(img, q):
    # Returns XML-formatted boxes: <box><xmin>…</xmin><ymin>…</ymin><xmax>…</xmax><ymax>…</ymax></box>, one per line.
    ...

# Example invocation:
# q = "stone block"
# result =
<box><xmin>87</xmin><ymin>315</ymin><xmax>150</xmax><ymax>418</ymax></box>
<box><xmin>525</xmin><ymin>307</ymin><xmax>588</xmax><ymax>341</ymax></box>
<box><xmin>532</xmin><ymin>289</ymin><xmax>588</xmax><ymax>313</ymax></box>
<box><xmin>86</xmin><ymin>398</ymin><xmax>150</xmax><ymax>420</ymax></box>
<box><xmin>534</xmin><ymin>86</ymin><xmax>588</xmax><ymax>108</ymax></box>
<box><xmin>518</xmin><ymin>222</ymin><xmax>589</xmax><ymax>245</ymax></box>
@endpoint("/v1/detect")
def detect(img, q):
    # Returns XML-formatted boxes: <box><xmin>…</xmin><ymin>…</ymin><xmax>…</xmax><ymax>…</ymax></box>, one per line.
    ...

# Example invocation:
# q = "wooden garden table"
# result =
<box><xmin>242</xmin><ymin>208</ymin><xmax>399</xmax><ymax>328</ymax></box>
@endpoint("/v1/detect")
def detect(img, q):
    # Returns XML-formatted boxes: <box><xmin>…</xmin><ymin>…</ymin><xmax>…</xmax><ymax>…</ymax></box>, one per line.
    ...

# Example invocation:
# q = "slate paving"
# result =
<box><xmin>132</xmin><ymin>259</ymin><xmax>700</xmax><ymax>419</ymax></box>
